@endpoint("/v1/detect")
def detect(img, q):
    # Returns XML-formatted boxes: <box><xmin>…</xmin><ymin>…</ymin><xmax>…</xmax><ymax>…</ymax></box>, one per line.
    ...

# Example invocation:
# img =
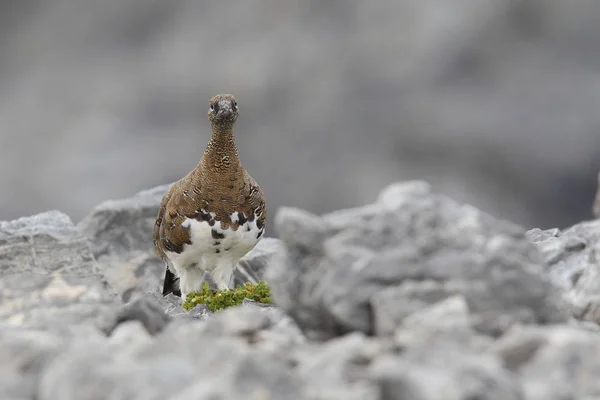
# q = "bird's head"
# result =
<box><xmin>208</xmin><ymin>94</ymin><xmax>239</xmax><ymax>128</ymax></box>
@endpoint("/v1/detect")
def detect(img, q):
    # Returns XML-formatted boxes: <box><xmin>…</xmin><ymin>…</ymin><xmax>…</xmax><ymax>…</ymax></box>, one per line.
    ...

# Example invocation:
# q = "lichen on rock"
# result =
<box><xmin>181</xmin><ymin>281</ymin><xmax>272</xmax><ymax>312</ymax></box>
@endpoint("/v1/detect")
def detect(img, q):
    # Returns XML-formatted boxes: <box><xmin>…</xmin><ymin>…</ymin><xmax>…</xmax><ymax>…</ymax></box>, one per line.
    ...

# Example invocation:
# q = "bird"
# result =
<box><xmin>153</xmin><ymin>93</ymin><xmax>267</xmax><ymax>300</ymax></box>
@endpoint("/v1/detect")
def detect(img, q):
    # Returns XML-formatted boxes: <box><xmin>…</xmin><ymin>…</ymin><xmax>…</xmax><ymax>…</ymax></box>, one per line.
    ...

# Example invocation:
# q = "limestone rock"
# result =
<box><xmin>267</xmin><ymin>180</ymin><xmax>569</xmax><ymax>340</ymax></box>
<box><xmin>234</xmin><ymin>237</ymin><xmax>282</xmax><ymax>286</ymax></box>
<box><xmin>4</xmin><ymin>180</ymin><xmax>600</xmax><ymax>399</ymax></box>
<box><xmin>0</xmin><ymin>326</ymin><xmax>65</xmax><ymax>400</ymax></box>
<box><xmin>526</xmin><ymin>220</ymin><xmax>600</xmax><ymax>324</ymax></box>
<box><xmin>1</xmin><ymin>210</ymin><xmax>100</xmax><ymax>276</ymax></box>
<box><xmin>291</xmin><ymin>333</ymin><xmax>384</xmax><ymax>400</ymax></box>
<box><xmin>369</xmin><ymin>349</ymin><xmax>521</xmax><ymax>400</ymax></box>
<box><xmin>493</xmin><ymin>324</ymin><xmax>600</xmax><ymax>400</ymax></box>
<box><xmin>77</xmin><ymin>184</ymin><xmax>173</xmax><ymax>302</ymax></box>
<box><xmin>99</xmin><ymin>296</ymin><xmax>172</xmax><ymax>336</ymax></box>
<box><xmin>0</xmin><ymin>211</ymin><xmax>118</xmax><ymax>333</ymax></box>
<box><xmin>38</xmin><ymin>324</ymin><xmax>305</xmax><ymax>400</ymax></box>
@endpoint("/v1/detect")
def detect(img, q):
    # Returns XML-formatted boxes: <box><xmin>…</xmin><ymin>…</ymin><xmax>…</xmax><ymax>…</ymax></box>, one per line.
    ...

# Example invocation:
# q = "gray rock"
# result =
<box><xmin>0</xmin><ymin>210</ymin><xmax>101</xmax><ymax>276</ymax></box>
<box><xmin>370</xmin><ymin>280</ymin><xmax>462</xmax><ymax>336</ymax></box>
<box><xmin>369</xmin><ymin>349</ymin><xmax>521</xmax><ymax>400</ymax></box>
<box><xmin>8</xmin><ymin>180</ymin><xmax>600</xmax><ymax>400</ymax></box>
<box><xmin>39</xmin><ymin>325</ymin><xmax>304</xmax><ymax>400</ymax></box>
<box><xmin>525</xmin><ymin>226</ymin><xmax>588</xmax><ymax>290</ymax></box>
<box><xmin>491</xmin><ymin>324</ymin><xmax>596</xmax><ymax>372</ymax></box>
<box><xmin>195</xmin><ymin>305</ymin><xmax>274</xmax><ymax>337</ymax></box>
<box><xmin>267</xmin><ymin>181</ymin><xmax>569</xmax><ymax>340</ymax></box>
<box><xmin>0</xmin><ymin>367</ymin><xmax>33</xmax><ymax>400</ymax></box>
<box><xmin>165</xmin><ymin>349</ymin><xmax>305</xmax><ymax>400</ymax></box>
<box><xmin>162</xmin><ymin>302</ymin><xmax>305</xmax><ymax>357</ymax></box>
<box><xmin>78</xmin><ymin>184</ymin><xmax>172</xmax><ymax>259</ymax></box>
<box><xmin>185</xmin><ymin>304</ymin><xmax>212</xmax><ymax>320</ymax></box>
<box><xmin>526</xmin><ymin>219</ymin><xmax>600</xmax><ymax>324</ymax></box>
<box><xmin>138</xmin><ymin>287</ymin><xmax>189</xmax><ymax>317</ymax></box>
<box><xmin>392</xmin><ymin>296</ymin><xmax>495</xmax><ymax>364</ymax></box>
<box><xmin>399</xmin><ymin>295</ymin><xmax>472</xmax><ymax>336</ymax></box>
<box><xmin>38</xmin><ymin>339</ymin><xmax>192</xmax><ymax>400</ymax></box>
<box><xmin>371</xmin><ymin>309</ymin><xmax>518</xmax><ymax>400</ymax></box>
<box><xmin>241</xmin><ymin>298</ymin><xmax>276</xmax><ymax>309</ymax></box>
<box><xmin>234</xmin><ymin>237</ymin><xmax>282</xmax><ymax>286</ymax></box>
<box><xmin>0</xmin><ymin>327</ymin><xmax>64</xmax><ymax>375</ymax></box>
<box><xmin>493</xmin><ymin>324</ymin><xmax>600</xmax><ymax>400</ymax></box>
<box><xmin>128</xmin><ymin>287</ymin><xmax>211</xmax><ymax>323</ymax></box>
<box><xmin>107</xmin><ymin>321</ymin><xmax>154</xmax><ymax>352</ymax></box>
<box><xmin>0</xmin><ymin>271</ymin><xmax>118</xmax><ymax>333</ymax></box>
<box><xmin>77</xmin><ymin>184</ymin><xmax>172</xmax><ymax>301</ymax></box>
<box><xmin>99</xmin><ymin>296</ymin><xmax>172</xmax><ymax>336</ymax></box>
<box><xmin>0</xmin><ymin>211</ymin><xmax>119</xmax><ymax>334</ymax></box>
<box><xmin>0</xmin><ymin>326</ymin><xmax>65</xmax><ymax>400</ymax></box>
<box><xmin>291</xmin><ymin>333</ymin><xmax>385</xmax><ymax>400</ymax></box>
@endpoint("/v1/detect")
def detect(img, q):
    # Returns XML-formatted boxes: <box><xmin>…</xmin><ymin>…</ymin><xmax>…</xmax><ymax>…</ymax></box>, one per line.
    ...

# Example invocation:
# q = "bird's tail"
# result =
<box><xmin>162</xmin><ymin>267</ymin><xmax>182</xmax><ymax>297</ymax></box>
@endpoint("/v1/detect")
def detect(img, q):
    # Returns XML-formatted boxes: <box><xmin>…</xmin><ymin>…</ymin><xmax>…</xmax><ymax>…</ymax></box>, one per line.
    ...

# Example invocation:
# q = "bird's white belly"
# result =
<box><xmin>164</xmin><ymin>213</ymin><xmax>263</xmax><ymax>295</ymax></box>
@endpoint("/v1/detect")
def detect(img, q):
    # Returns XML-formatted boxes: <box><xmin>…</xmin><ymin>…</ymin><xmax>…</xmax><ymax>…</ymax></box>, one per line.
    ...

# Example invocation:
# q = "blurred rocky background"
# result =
<box><xmin>1</xmin><ymin>0</ymin><xmax>600</xmax><ymax>233</ymax></box>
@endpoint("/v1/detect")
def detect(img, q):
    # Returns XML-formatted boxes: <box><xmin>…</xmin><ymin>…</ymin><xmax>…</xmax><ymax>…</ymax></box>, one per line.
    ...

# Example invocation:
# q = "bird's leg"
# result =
<box><xmin>178</xmin><ymin>265</ymin><xmax>206</xmax><ymax>300</ymax></box>
<box><xmin>211</xmin><ymin>261</ymin><xmax>235</xmax><ymax>291</ymax></box>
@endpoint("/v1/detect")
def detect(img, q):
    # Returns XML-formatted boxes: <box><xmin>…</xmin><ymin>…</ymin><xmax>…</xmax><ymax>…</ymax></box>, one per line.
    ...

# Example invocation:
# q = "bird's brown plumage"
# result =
<box><xmin>153</xmin><ymin>94</ymin><xmax>266</xmax><ymax>295</ymax></box>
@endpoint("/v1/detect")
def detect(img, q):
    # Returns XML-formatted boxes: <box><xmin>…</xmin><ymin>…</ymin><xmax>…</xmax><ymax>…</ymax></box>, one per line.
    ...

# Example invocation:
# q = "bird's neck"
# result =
<box><xmin>201</xmin><ymin>125</ymin><xmax>241</xmax><ymax>175</ymax></box>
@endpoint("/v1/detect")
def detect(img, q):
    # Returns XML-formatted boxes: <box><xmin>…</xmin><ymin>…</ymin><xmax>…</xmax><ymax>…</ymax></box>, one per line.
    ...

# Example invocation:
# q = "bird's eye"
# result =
<box><xmin>210</xmin><ymin>103</ymin><xmax>219</xmax><ymax>113</ymax></box>
<box><xmin>210</xmin><ymin>104</ymin><xmax>214</xmax><ymax>111</ymax></box>
<box><xmin>232</xmin><ymin>101</ymin><xmax>238</xmax><ymax>111</ymax></box>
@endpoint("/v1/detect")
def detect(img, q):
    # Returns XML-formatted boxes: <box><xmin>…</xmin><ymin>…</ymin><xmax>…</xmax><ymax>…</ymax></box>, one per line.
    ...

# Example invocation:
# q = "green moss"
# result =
<box><xmin>181</xmin><ymin>281</ymin><xmax>272</xmax><ymax>312</ymax></box>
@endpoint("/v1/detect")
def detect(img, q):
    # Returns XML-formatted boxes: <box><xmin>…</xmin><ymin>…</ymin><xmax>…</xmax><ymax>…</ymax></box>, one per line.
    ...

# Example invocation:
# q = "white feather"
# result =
<box><xmin>164</xmin><ymin>213</ymin><xmax>263</xmax><ymax>299</ymax></box>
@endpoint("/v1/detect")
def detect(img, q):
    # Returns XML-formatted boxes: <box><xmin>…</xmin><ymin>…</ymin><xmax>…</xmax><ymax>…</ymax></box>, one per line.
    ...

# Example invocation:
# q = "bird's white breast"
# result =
<box><xmin>165</xmin><ymin>211</ymin><xmax>264</xmax><ymax>271</ymax></box>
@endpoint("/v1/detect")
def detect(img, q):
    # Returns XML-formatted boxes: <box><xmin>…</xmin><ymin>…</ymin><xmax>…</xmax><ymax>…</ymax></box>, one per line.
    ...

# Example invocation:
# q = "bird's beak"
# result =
<box><xmin>218</xmin><ymin>100</ymin><xmax>233</xmax><ymax>115</ymax></box>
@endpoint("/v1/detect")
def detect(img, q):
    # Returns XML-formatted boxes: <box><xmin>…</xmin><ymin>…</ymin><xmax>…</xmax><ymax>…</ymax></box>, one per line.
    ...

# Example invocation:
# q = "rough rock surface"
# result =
<box><xmin>77</xmin><ymin>184</ymin><xmax>173</xmax><ymax>302</ymax></box>
<box><xmin>527</xmin><ymin>217</ymin><xmax>600</xmax><ymax>326</ymax></box>
<box><xmin>267</xmin><ymin>180</ymin><xmax>568</xmax><ymax>340</ymax></box>
<box><xmin>2</xmin><ymin>180</ymin><xmax>600</xmax><ymax>399</ymax></box>
<box><xmin>0</xmin><ymin>210</ymin><xmax>119</xmax><ymax>334</ymax></box>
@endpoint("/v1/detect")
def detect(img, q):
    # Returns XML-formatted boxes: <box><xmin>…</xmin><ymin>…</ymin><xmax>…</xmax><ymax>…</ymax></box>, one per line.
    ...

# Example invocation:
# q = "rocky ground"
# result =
<box><xmin>2</xmin><ymin>179</ymin><xmax>600</xmax><ymax>399</ymax></box>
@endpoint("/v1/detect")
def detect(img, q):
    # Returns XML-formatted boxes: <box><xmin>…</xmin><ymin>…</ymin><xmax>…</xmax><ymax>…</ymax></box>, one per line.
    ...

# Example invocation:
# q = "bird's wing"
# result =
<box><xmin>244</xmin><ymin>173</ymin><xmax>267</xmax><ymax>231</ymax></box>
<box><xmin>153</xmin><ymin>182</ymin><xmax>177</xmax><ymax>261</ymax></box>
<box><xmin>154</xmin><ymin>179</ymin><xmax>194</xmax><ymax>298</ymax></box>
<box><xmin>154</xmin><ymin>179</ymin><xmax>196</xmax><ymax>259</ymax></box>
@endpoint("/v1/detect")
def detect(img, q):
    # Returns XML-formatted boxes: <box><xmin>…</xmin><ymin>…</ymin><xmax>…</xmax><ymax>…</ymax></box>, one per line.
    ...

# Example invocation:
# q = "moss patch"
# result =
<box><xmin>182</xmin><ymin>281</ymin><xmax>272</xmax><ymax>312</ymax></box>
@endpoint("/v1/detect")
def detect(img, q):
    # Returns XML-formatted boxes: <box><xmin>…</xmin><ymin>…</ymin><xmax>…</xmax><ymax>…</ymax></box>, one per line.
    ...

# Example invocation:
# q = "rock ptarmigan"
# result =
<box><xmin>153</xmin><ymin>94</ymin><xmax>266</xmax><ymax>299</ymax></box>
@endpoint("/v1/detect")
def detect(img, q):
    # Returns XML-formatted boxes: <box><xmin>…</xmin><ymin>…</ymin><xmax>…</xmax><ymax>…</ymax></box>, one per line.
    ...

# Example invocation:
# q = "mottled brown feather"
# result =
<box><xmin>153</xmin><ymin>94</ymin><xmax>266</xmax><ymax>264</ymax></box>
